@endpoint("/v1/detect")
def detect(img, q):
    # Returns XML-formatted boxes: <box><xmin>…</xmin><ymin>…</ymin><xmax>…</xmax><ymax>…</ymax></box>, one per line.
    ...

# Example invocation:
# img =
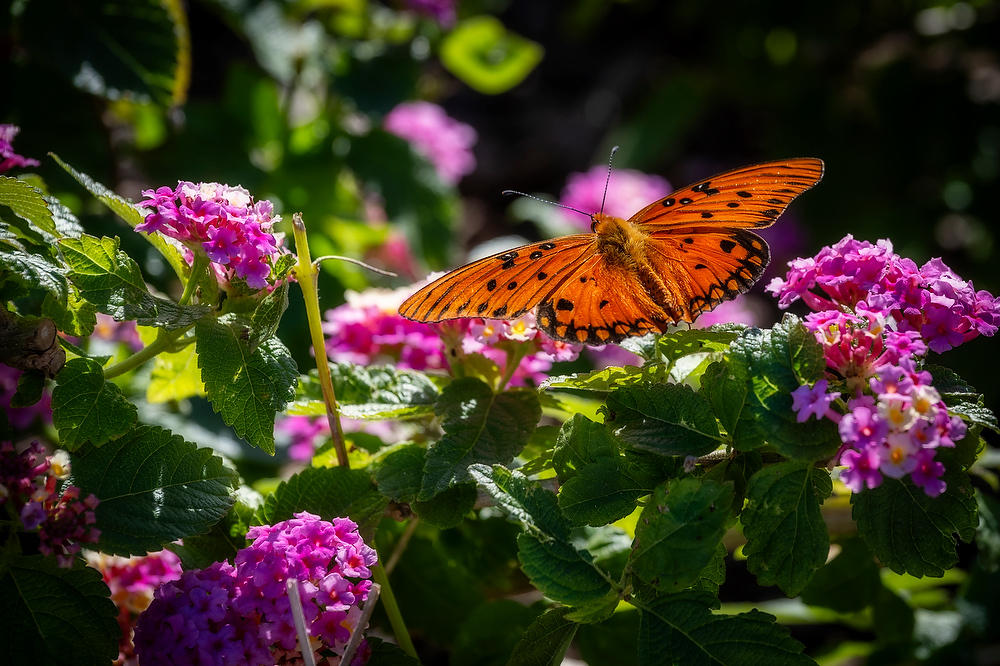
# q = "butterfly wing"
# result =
<box><xmin>398</xmin><ymin>235</ymin><xmax>597</xmax><ymax>322</ymax></box>
<box><xmin>629</xmin><ymin>157</ymin><xmax>824</xmax><ymax>230</ymax></box>
<box><xmin>534</xmin><ymin>253</ymin><xmax>674</xmax><ymax>344</ymax></box>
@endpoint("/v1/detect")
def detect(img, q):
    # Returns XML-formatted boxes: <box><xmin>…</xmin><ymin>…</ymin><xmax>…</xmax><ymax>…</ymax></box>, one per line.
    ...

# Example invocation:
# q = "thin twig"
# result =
<box><xmin>313</xmin><ymin>255</ymin><xmax>397</xmax><ymax>277</ymax></box>
<box><xmin>340</xmin><ymin>583</ymin><xmax>382</xmax><ymax>666</ymax></box>
<box><xmin>286</xmin><ymin>578</ymin><xmax>317</xmax><ymax>666</ymax></box>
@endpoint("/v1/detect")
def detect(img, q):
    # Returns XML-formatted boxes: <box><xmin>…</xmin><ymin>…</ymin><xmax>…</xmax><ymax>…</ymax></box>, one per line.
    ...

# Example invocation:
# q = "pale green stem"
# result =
<box><xmin>179</xmin><ymin>254</ymin><xmax>210</xmax><ymax>306</ymax></box>
<box><xmin>103</xmin><ymin>325</ymin><xmax>191</xmax><ymax>379</ymax></box>
<box><xmin>291</xmin><ymin>213</ymin><xmax>349</xmax><ymax>468</ymax></box>
<box><xmin>371</xmin><ymin>563</ymin><xmax>419</xmax><ymax>660</ymax></box>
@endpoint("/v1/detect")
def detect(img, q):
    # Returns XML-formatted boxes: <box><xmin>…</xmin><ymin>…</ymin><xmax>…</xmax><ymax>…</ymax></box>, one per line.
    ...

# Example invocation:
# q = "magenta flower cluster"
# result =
<box><xmin>0</xmin><ymin>124</ymin><xmax>39</xmax><ymax>173</ymax></box>
<box><xmin>405</xmin><ymin>0</ymin><xmax>456</xmax><ymax>26</ymax></box>
<box><xmin>136</xmin><ymin>182</ymin><xmax>284</xmax><ymax>289</ymax></box>
<box><xmin>0</xmin><ymin>442</ymin><xmax>99</xmax><ymax>566</ymax></box>
<box><xmin>322</xmin><ymin>283</ymin><xmax>582</xmax><ymax>388</ymax></box>
<box><xmin>771</xmin><ymin>236</ymin><xmax>998</xmax><ymax>496</ymax></box>
<box><xmin>559</xmin><ymin>165</ymin><xmax>671</xmax><ymax>230</ymax></box>
<box><xmin>384</xmin><ymin>101</ymin><xmax>477</xmax><ymax>185</ymax></box>
<box><xmin>134</xmin><ymin>512</ymin><xmax>377</xmax><ymax>665</ymax></box>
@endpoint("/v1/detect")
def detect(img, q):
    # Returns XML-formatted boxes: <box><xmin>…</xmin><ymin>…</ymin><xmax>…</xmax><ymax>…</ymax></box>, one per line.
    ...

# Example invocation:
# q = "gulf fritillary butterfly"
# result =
<box><xmin>399</xmin><ymin>157</ymin><xmax>824</xmax><ymax>344</ymax></box>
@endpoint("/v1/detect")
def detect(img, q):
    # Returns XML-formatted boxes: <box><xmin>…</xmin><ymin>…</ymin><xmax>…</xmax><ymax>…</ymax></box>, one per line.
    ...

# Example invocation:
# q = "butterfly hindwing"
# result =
<box><xmin>398</xmin><ymin>235</ymin><xmax>596</xmax><ymax>322</ymax></box>
<box><xmin>630</xmin><ymin>157</ymin><xmax>824</xmax><ymax>230</ymax></box>
<box><xmin>645</xmin><ymin>228</ymin><xmax>770</xmax><ymax>321</ymax></box>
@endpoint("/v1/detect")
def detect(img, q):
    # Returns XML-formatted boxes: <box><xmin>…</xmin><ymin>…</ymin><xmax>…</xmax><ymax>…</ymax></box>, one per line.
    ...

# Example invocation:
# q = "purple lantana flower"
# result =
<box><xmin>0</xmin><ymin>124</ymin><xmax>40</xmax><ymax>173</ymax></box>
<box><xmin>384</xmin><ymin>101</ymin><xmax>477</xmax><ymax>185</ymax></box>
<box><xmin>791</xmin><ymin>379</ymin><xmax>840</xmax><ymax>422</ymax></box>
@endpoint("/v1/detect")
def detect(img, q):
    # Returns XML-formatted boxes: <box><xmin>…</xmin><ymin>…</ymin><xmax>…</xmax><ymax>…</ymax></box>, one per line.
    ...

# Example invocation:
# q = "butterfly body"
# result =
<box><xmin>399</xmin><ymin>158</ymin><xmax>824</xmax><ymax>345</ymax></box>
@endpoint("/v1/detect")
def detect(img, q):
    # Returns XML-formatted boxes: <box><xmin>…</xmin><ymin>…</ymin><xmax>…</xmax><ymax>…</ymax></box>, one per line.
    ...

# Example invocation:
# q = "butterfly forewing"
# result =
<box><xmin>398</xmin><ymin>235</ymin><xmax>596</xmax><ymax>322</ymax></box>
<box><xmin>629</xmin><ymin>157</ymin><xmax>824</xmax><ymax>230</ymax></box>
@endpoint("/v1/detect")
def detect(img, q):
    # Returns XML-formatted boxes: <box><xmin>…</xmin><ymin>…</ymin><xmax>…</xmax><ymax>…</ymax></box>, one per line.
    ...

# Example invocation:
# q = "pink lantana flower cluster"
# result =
<box><xmin>322</xmin><ymin>283</ymin><xmax>582</xmax><ymax>388</ymax></box>
<box><xmin>770</xmin><ymin>235</ymin><xmax>999</xmax><ymax>497</ymax></box>
<box><xmin>384</xmin><ymin>101</ymin><xmax>477</xmax><ymax>185</ymax></box>
<box><xmin>405</xmin><ymin>0</ymin><xmax>456</xmax><ymax>26</ymax></box>
<box><xmin>0</xmin><ymin>442</ymin><xmax>99</xmax><ymax>566</ymax></box>
<box><xmin>559</xmin><ymin>165</ymin><xmax>671</xmax><ymax>230</ymax></box>
<box><xmin>134</xmin><ymin>512</ymin><xmax>377</xmax><ymax>665</ymax></box>
<box><xmin>86</xmin><ymin>549</ymin><xmax>184</xmax><ymax>665</ymax></box>
<box><xmin>136</xmin><ymin>182</ymin><xmax>285</xmax><ymax>289</ymax></box>
<box><xmin>0</xmin><ymin>124</ymin><xmax>39</xmax><ymax>173</ymax></box>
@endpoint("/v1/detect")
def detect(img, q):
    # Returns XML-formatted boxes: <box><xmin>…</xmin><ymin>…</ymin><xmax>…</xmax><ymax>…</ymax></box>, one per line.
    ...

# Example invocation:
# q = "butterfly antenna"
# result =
<box><xmin>501</xmin><ymin>190</ymin><xmax>590</xmax><ymax>219</ymax></box>
<box><xmin>599</xmin><ymin>145</ymin><xmax>619</xmax><ymax>216</ymax></box>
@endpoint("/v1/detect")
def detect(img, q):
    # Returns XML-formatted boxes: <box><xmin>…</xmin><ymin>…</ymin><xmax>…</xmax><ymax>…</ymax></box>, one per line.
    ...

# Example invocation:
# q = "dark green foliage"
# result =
<box><xmin>52</xmin><ymin>357</ymin><xmax>137</xmax><ymax>449</ymax></box>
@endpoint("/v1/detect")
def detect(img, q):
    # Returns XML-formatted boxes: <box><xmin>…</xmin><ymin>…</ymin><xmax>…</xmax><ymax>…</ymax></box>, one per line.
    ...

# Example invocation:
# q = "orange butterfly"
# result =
<box><xmin>399</xmin><ymin>158</ymin><xmax>824</xmax><ymax>344</ymax></box>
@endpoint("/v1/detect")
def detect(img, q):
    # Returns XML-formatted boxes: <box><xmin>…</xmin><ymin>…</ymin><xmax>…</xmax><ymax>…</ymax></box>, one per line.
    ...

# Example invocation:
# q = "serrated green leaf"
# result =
<box><xmin>694</xmin><ymin>542</ymin><xmax>728</xmax><ymax>594</ymax></box>
<box><xmin>630</xmin><ymin>478</ymin><xmax>734</xmax><ymax>592</ymax></box>
<box><xmin>52</xmin><ymin>357</ymin><xmax>137</xmax><ymax>449</ymax></box>
<box><xmin>949</xmin><ymin>400</ymin><xmax>999</xmax><ymax>433</ymax></box>
<box><xmin>60</xmin><ymin>234</ymin><xmax>210</xmax><ymax>329</ymax></box>
<box><xmin>518</xmin><ymin>534</ymin><xmax>618</xmax><ymax>621</ymax></box>
<box><xmin>0</xmin><ymin>556</ymin><xmax>118</xmax><ymax>665</ymax></box>
<box><xmin>469</xmin><ymin>464</ymin><xmax>571</xmax><ymax>540</ymax></box>
<box><xmin>742</xmin><ymin>462</ymin><xmax>832</xmax><ymax>595</ymax></box>
<box><xmin>256</xmin><ymin>466</ymin><xmax>388</xmax><ymax>537</ymax></box>
<box><xmin>420</xmin><ymin>378</ymin><xmax>541</xmax><ymax>500</ymax></box>
<box><xmin>505</xmin><ymin>607</ymin><xmax>577</xmax><ymax>666</ymax></box>
<box><xmin>551</xmin><ymin>413</ymin><xmax>620</xmax><ymax>481</ymax></box>
<box><xmin>249</xmin><ymin>280</ymin><xmax>289</xmax><ymax>344</ymax></box>
<box><xmin>542</xmin><ymin>364</ymin><xmax>670</xmax><ymax>392</ymax></box>
<box><xmin>42</xmin><ymin>285</ymin><xmax>96</xmax><ymax>337</ymax></box>
<box><xmin>0</xmin><ymin>247</ymin><xmax>68</xmax><ymax>302</ymax></box>
<box><xmin>51</xmin><ymin>154</ymin><xmax>188</xmax><ymax>278</ymax></box>
<box><xmin>440</xmin><ymin>17</ymin><xmax>543</xmax><ymax>95</ymax></box>
<box><xmin>604</xmin><ymin>384</ymin><xmax>722</xmax><ymax>457</ymax></box>
<box><xmin>11</xmin><ymin>369</ymin><xmax>45</xmax><ymax>407</ymax></box>
<box><xmin>700</xmin><ymin>360</ymin><xmax>749</xmax><ymax>439</ymax></box>
<box><xmin>375</xmin><ymin>444</ymin><xmax>426</xmax><ymax>503</ymax></box>
<box><xmin>196</xmin><ymin>318</ymin><xmax>297</xmax><ymax>454</ymax></box>
<box><xmin>68</xmin><ymin>425</ymin><xmax>237</xmax><ymax>554</ymax></box>
<box><xmin>653</xmin><ymin>327</ymin><xmax>742</xmax><ymax>364</ymax></box>
<box><xmin>726</xmin><ymin>315</ymin><xmax>839</xmax><ymax>460</ymax></box>
<box><xmin>290</xmin><ymin>362</ymin><xmax>439</xmax><ymax>420</ymax></box>
<box><xmin>852</xmin><ymin>470</ymin><xmax>978</xmax><ymax>577</ymax></box>
<box><xmin>558</xmin><ymin>462</ymin><xmax>644</xmax><ymax>527</ymax></box>
<box><xmin>413</xmin><ymin>481</ymin><xmax>477</xmax><ymax>529</ymax></box>
<box><xmin>800</xmin><ymin>539</ymin><xmax>880</xmax><ymax>612</ymax></box>
<box><xmin>0</xmin><ymin>176</ymin><xmax>58</xmax><ymax>242</ymax></box>
<box><xmin>976</xmin><ymin>490</ymin><xmax>1000</xmax><ymax>572</ymax></box>
<box><xmin>366</xmin><ymin>637</ymin><xmax>422</xmax><ymax>665</ymax></box>
<box><xmin>167</xmin><ymin>486</ymin><xmax>262</xmax><ymax>570</ymax></box>
<box><xmin>637</xmin><ymin>591</ymin><xmax>813</xmax><ymax>666</ymax></box>
<box><xmin>147</xmin><ymin>337</ymin><xmax>204</xmax><ymax>402</ymax></box>
<box><xmin>44</xmin><ymin>194</ymin><xmax>84</xmax><ymax>239</ymax></box>
<box><xmin>926</xmin><ymin>365</ymin><xmax>980</xmax><ymax>403</ymax></box>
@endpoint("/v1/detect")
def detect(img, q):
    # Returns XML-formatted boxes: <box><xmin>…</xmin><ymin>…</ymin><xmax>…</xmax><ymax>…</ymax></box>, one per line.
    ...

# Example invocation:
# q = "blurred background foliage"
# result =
<box><xmin>3</xmin><ymin>0</ymin><xmax>1000</xmax><ymax>662</ymax></box>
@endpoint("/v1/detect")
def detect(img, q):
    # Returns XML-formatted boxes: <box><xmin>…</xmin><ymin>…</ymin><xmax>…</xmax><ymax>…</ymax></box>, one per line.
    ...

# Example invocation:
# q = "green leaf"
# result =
<box><xmin>742</xmin><ymin>462</ymin><xmax>833</xmax><ymax>595</ymax></box>
<box><xmin>852</xmin><ymin>470</ymin><xmax>978</xmax><ymax>577</ymax></box>
<box><xmin>453</xmin><ymin>600</ymin><xmax>543</xmax><ymax>666</ymax></box>
<box><xmin>256</xmin><ymin>466</ymin><xmax>389</xmax><ymax>537</ymax></box>
<box><xmin>196</xmin><ymin>318</ymin><xmax>298</xmax><ymax>454</ymax></box>
<box><xmin>290</xmin><ymin>362</ymin><xmax>440</xmax><ymax>420</ymax></box>
<box><xmin>872</xmin><ymin>585</ymin><xmax>915</xmax><ymax>645</ymax></box>
<box><xmin>60</xmin><ymin>234</ymin><xmax>210</xmax><ymax>329</ymax></box>
<box><xmin>637</xmin><ymin>591</ymin><xmax>813</xmax><ymax>666</ymax></box>
<box><xmin>0</xmin><ymin>556</ymin><xmax>118</xmax><ymax>665</ymax></box>
<box><xmin>800</xmin><ymin>539</ymin><xmax>880</xmax><ymax>612</ymax></box>
<box><xmin>505</xmin><ymin>607</ymin><xmax>577</xmax><ymax>666</ymax></box>
<box><xmin>700</xmin><ymin>360</ymin><xmax>749</xmax><ymax>440</ymax></box>
<box><xmin>375</xmin><ymin>444</ymin><xmax>425</xmax><ymax>503</ymax></box>
<box><xmin>652</xmin><ymin>327</ymin><xmax>742</xmax><ymax>365</ymax></box>
<box><xmin>11</xmin><ymin>369</ymin><xmax>45</xmax><ymax>408</ymax></box>
<box><xmin>414</xmin><ymin>482</ymin><xmax>477</xmax><ymax>529</ymax></box>
<box><xmin>542</xmin><ymin>364</ymin><xmax>669</xmax><ymax>392</ymax></box>
<box><xmin>630</xmin><ymin>478</ymin><xmax>734</xmax><ymax>592</ymax></box>
<box><xmin>726</xmin><ymin>315</ymin><xmax>839</xmax><ymax>460</ymax></box>
<box><xmin>551</xmin><ymin>413</ymin><xmax>620</xmax><ymax>481</ymax></box>
<box><xmin>0</xmin><ymin>247</ymin><xmax>68</xmax><ymax>303</ymax></box>
<box><xmin>249</xmin><ymin>280</ymin><xmax>289</xmax><ymax>344</ymax></box>
<box><xmin>604</xmin><ymin>384</ymin><xmax>721</xmax><ymax>457</ymax></box>
<box><xmin>440</xmin><ymin>16</ymin><xmax>544</xmax><ymax>95</ymax></box>
<box><xmin>558</xmin><ymin>461</ymin><xmax>644</xmax><ymax>527</ymax></box>
<box><xmin>18</xmin><ymin>0</ymin><xmax>189</xmax><ymax>105</ymax></box>
<box><xmin>0</xmin><ymin>176</ymin><xmax>58</xmax><ymax>243</ymax></box>
<box><xmin>949</xmin><ymin>400</ymin><xmax>999</xmax><ymax>433</ymax></box>
<box><xmin>468</xmin><ymin>465</ymin><xmax>617</xmax><ymax>621</ymax></box>
<box><xmin>51</xmin><ymin>154</ymin><xmax>187</xmax><ymax>278</ymax></box>
<box><xmin>68</xmin><ymin>424</ymin><xmax>237</xmax><ymax>555</ymax></box>
<box><xmin>976</xmin><ymin>490</ymin><xmax>1000</xmax><ymax>572</ymax></box>
<box><xmin>366</xmin><ymin>638</ymin><xmax>421</xmax><ymax>665</ymax></box>
<box><xmin>52</xmin><ymin>357</ymin><xmax>137</xmax><ymax>449</ymax></box>
<box><xmin>42</xmin><ymin>285</ymin><xmax>96</xmax><ymax>337</ymax></box>
<box><xmin>168</xmin><ymin>486</ymin><xmax>262</xmax><ymax>570</ymax></box>
<box><xmin>147</xmin><ymin>338</ymin><xmax>204</xmax><ymax>402</ymax></box>
<box><xmin>420</xmin><ymin>378</ymin><xmax>541</xmax><ymax>500</ymax></box>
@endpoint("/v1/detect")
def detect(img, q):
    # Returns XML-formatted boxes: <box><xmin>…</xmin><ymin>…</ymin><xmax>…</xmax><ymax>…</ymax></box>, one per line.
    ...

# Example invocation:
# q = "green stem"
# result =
<box><xmin>371</xmin><ymin>563</ymin><xmax>419</xmax><ymax>660</ymax></box>
<box><xmin>291</xmin><ymin>213</ymin><xmax>349</xmax><ymax>468</ymax></box>
<box><xmin>103</xmin><ymin>325</ymin><xmax>191</xmax><ymax>379</ymax></box>
<box><xmin>498</xmin><ymin>342</ymin><xmax>530</xmax><ymax>391</ymax></box>
<box><xmin>179</xmin><ymin>254</ymin><xmax>210</xmax><ymax>306</ymax></box>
